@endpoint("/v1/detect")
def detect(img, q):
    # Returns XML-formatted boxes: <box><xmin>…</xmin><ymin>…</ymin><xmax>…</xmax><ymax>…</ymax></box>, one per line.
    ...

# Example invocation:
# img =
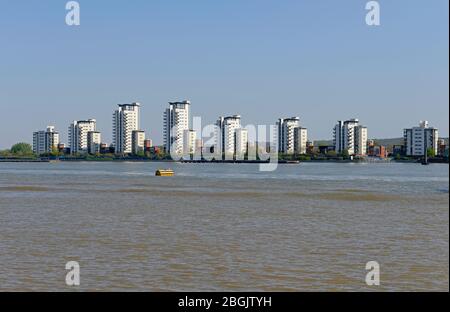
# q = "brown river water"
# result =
<box><xmin>0</xmin><ymin>162</ymin><xmax>448</xmax><ymax>291</ymax></box>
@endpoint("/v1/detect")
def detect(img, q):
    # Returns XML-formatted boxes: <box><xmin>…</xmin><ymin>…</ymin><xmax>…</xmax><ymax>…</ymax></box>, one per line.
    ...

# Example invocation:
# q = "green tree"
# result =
<box><xmin>341</xmin><ymin>150</ymin><xmax>350</xmax><ymax>159</ymax></box>
<box><xmin>427</xmin><ymin>148</ymin><xmax>435</xmax><ymax>158</ymax></box>
<box><xmin>11</xmin><ymin>143</ymin><xmax>33</xmax><ymax>155</ymax></box>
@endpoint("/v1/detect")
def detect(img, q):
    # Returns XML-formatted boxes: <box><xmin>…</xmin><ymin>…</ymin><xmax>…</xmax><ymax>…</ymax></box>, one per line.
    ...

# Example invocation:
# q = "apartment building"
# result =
<box><xmin>113</xmin><ymin>103</ymin><xmax>140</xmax><ymax>154</ymax></box>
<box><xmin>216</xmin><ymin>115</ymin><xmax>242</xmax><ymax>159</ymax></box>
<box><xmin>277</xmin><ymin>117</ymin><xmax>300</xmax><ymax>154</ymax></box>
<box><xmin>333</xmin><ymin>119</ymin><xmax>368</xmax><ymax>156</ymax></box>
<box><xmin>87</xmin><ymin>131</ymin><xmax>101</xmax><ymax>154</ymax></box>
<box><xmin>131</xmin><ymin>130</ymin><xmax>145</xmax><ymax>154</ymax></box>
<box><xmin>404</xmin><ymin>121</ymin><xmax>439</xmax><ymax>157</ymax></box>
<box><xmin>68</xmin><ymin>119</ymin><xmax>96</xmax><ymax>154</ymax></box>
<box><xmin>163</xmin><ymin>100</ymin><xmax>190</xmax><ymax>156</ymax></box>
<box><xmin>235</xmin><ymin>128</ymin><xmax>248</xmax><ymax>159</ymax></box>
<box><xmin>293</xmin><ymin>127</ymin><xmax>308</xmax><ymax>155</ymax></box>
<box><xmin>32</xmin><ymin>126</ymin><xmax>60</xmax><ymax>155</ymax></box>
<box><xmin>183</xmin><ymin>129</ymin><xmax>197</xmax><ymax>157</ymax></box>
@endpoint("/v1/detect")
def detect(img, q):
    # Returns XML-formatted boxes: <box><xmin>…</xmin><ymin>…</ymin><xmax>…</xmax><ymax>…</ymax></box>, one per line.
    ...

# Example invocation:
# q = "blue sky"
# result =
<box><xmin>0</xmin><ymin>0</ymin><xmax>448</xmax><ymax>148</ymax></box>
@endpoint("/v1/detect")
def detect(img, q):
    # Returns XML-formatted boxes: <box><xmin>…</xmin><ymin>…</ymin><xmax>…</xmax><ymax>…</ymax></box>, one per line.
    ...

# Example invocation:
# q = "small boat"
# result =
<box><xmin>155</xmin><ymin>169</ymin><xmax>174</xmax><ymax>176</ymax></box>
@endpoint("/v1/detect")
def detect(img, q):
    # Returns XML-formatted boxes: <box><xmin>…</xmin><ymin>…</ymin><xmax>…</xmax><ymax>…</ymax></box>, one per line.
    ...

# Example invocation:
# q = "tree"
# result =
<box><xmin>339</xmin><ymin>150</ymin><xmax>350</xmax><ymax>159</ymax></box>
<box><xmin>427</xmin><ymin>148</ymin><xmax>435</xmax><ymax>158</ymax></box>
<box><xmin>10</xmin><ymin>143</ymin><xmax>33</xmax><ymax>155</ymax></box>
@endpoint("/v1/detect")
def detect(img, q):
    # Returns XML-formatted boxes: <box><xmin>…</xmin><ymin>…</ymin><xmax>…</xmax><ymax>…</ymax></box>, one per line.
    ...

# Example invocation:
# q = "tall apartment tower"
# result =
<box><xmin>216</xmin><ymin>115</ymin><xmax>242</xmax><ymax>158</ymax></box>
<box><xmin>113</xmin><ymin>103</ymin><xmax>140</xmax><ymax>154</ymax></box>
<box><xmin>333</xmin><ymin>119</ymin><xmax>368</xmax><ymax>156</ymax></box>
<box><xmin>404</xmin><ymin>121</ymin><xmax>439</xmax><ymax>156</ymax></box>
<box><xmin>163</xmin><ymin>100</ymin><xmax>190</xmax><ymax>155</ymax></box>
<box><xmin>33</xmin><ymin>126</ymin><xmax>60</xmax><ymax>155</ymax></box>
<box><xmin>277</xmin><ymin>117</ymin><xmax>300</xmax><ymax>154</ymax></box>
<box><xmin>68</xmin><ymin>119</ymin><xmax>96</xmax><ymax>154</ymax></box>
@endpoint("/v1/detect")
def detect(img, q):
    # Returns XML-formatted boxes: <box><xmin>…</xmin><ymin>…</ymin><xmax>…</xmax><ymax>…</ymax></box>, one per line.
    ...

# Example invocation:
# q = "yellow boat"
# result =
<box><xmin>155</xmin><ymin>169</ymin><xmax>174</xmax><ymax>176</ymax></box>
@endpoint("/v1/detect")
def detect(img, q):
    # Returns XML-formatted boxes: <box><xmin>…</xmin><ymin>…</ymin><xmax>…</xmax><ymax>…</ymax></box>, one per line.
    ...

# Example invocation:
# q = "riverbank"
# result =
<box><xmin>1</xmin><ymin>157</ymin><xmax>448</xmax><ymax>164</ymax></box>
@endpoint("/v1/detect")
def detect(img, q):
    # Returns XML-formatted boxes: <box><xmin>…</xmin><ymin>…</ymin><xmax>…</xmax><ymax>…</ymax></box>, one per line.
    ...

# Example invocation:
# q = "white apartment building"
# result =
<box><xmin>355</xmin><ymin>125</ymin><xmax>368</xmax><ymax>156</ymax></box>
<box><xmin>163</xmin><ymin>100</ymin><xmax>190</xmax><ymax>156</ymax></box>
<box><xmin>113</xmin><ymin>103</ymin><xmax>140</xmax><ymax>154</ymax></box>
<box><xmin>69</xmin><ymin>119</ymin><xmax>96</xmax><ymax>154</ymax></box>
<box><xmin>131</xmin><ymin>130</ymin><xmax>145</xmax><ymax>154</ymax></box>
<box><xmin>333</xmin><ymin>119</ymin><xmax>368</xmax><ymax>156</ymax></box>
<box><xmin>404</xmin><ymin>121</ymin><xmax>439</xmax><ymax>156</ymax></box>
<box><xmin>33</xmin><ymin>126</ymin><xmax>60</xmax><ymax>155</ymax></box>
<box><xmin>294</xmin><ymin>127</ymin><xmax>308</xmax><ymax>155</ymax></box>
<box><xmin>183</xmin><ymin>129</ymin><xmax>197</xmax><ymax>158</ymax></box>
<box><xmin>216</xmin><ymin>115</ymin><xmax>242</xmax><ymax>159</ymax></box>
<box><xmin>87</xmin><ymin>131</ymin><xmax>101</xmax><ymax>154</ymax></box>
<box><xmin>235</xmin><ymin>128</ymin><xmax>248</xmax><ymax>159</ymax></box>
<box><xmin>277</xmin><ymin>117</ymin><xmax>300</xmax><ymax>154</ymax></box>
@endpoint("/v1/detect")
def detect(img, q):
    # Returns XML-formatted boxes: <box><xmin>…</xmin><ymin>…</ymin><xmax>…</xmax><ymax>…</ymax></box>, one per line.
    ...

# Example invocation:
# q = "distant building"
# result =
<box><xmin>132</xmin><ymin>130</ymin><xmax>145</xmax><ymax>154</ymax></box>
<box><xmin>277</xmin><ymin>117</ymin><xmax>300</xmax><ymax>154</ymax></box>
<box><xmin>100</xmin><ymin>143</ymin><xmax>109</xmax><ymax>154</ymax></box>
<box><xmin>87</xmin><ymin>131</ymin><xmax>101</xmax><ymax>154</ymax></box>
<box><xmin>437</xmin><ymin>139</ymin><xmax>447</xmax><ymax>157</ymax></box>
<box><xmin>333</xmin><ymin>119</ymin><xmax>368</xmax><ymax>156</ymax></box>
<box><xmin>33</xmin><ymin>126</ymin><xmax>60</xmax><ymax>155</ymax></box>
<box><xmin>113</xmin><ymin>103</ymin><xmax>140</xmax><ymax>154</ymax></box>
<box><xmin>163</xmin><ymin>100</ymin><xmax>190</xmax><ymax>156</ymax></box>
<box><xmin>144</xmin><ymin>139</ymin><xmax>152</xmax><ymax>152</ymax></box>
<box><xmin>306</xmin><ymin>141</ymin><xmax>314</xmax><ymax>154</ymax></box>
<box><xmin>319</xmin><ymin>145</ymin><xmax>335</xmax><ymax>155</ymax></box>
<box><xmin>235</xmin><ymin>128</ymin><xmax>248</xmax><ymax>159</ymax></box>
<box><xmin>216</xmin><ymin>115</ymin><xmax>242</xmax><ymax>159</ymax></box>
<box><xmin>57</xmin><ymin>143</ymin><xmax>65</xmax><ymax>154</ymax></box>
<box><xmin>392</xmin><ymin>145</ymin><xmax>405</xmax><ymax>156</ymax></box>
<box><xmin>69</xmin><ymin>119</ymin><xmax>96</xmax><ymax>154</ymax></box>
<box><xmin>294</xmin><ymin>127</ymin><xmax>308</xmax><ymax>155</ymax></box>
<box><xmin>368</xmin><ymin>144</ymin><xmax>388</xmax><ymax>158</ymax></box>
<box><xmin>404</xmin><ymin>121</ymin><xmax>438</xmax><ymax>156</ymax></box>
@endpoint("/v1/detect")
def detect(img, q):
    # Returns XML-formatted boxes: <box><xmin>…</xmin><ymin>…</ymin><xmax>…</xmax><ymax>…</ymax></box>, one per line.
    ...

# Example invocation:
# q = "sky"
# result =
<box><xmin>0</xmin><ymin>0</ymin><xmax>448</xmax><ymax>148</ymax></box>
